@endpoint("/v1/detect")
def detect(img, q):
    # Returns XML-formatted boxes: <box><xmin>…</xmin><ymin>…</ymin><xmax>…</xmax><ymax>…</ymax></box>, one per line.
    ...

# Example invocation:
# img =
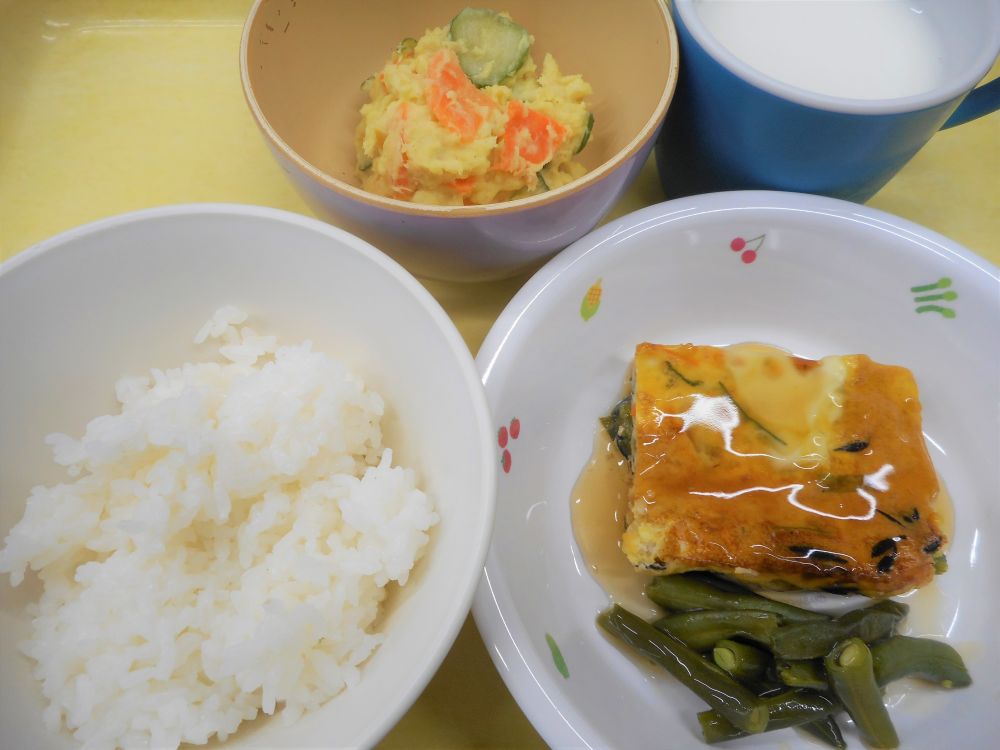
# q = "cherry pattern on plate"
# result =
<box><xmin>729</xmin><ymin>234</ymin><xmax>766</xmax><ymax>264</ymax></box>
<box><xmin>499</xmin><ymin>417</ymin><xmax>521</xmax><ymax>473</ymax></box>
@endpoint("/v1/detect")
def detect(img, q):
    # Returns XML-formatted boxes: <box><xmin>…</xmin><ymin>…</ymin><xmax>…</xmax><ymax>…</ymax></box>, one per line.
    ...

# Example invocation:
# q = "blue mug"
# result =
<box><xmin>657</xmin><ymin>0</ymin><xmax>1000</xmax><ymax>202</ymax></box>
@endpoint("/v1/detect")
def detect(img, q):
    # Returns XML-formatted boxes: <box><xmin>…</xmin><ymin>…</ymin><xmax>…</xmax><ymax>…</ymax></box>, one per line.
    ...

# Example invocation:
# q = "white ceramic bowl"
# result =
<box><xmin>0</xmin><ymin>205</ymin><xmax>495</xmax><ymax>749</ymax></box>
<box><xmin>473</xmin><ymin>191</ymin><xmax>1000</xmax><ymax>748</ymax></box>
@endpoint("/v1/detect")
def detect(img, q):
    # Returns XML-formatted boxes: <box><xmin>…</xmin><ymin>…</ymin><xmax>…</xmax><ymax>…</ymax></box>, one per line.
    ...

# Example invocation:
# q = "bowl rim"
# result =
<box><xmin>471</xmin><ymin>189</ymin><xmax>1000</xmax><ymax>750</ymax></box>
<box><xmin>0</xmin><ymin>202</ymin><xmax>499</xmax><ymax>749</ymax></box>
<box><xmin>239</xmin><ymin>0</ymin><xmax>679</xmax><ymax>218</ymax></box>
<box><xmin>671</xmin><ymin>0</ymin><xmax>1000</xmax><ymax>116</ymax></box>
<box><xmin>478</xmin><ymin>191</ymin><xmax>1000</xmax><ymax>383</ymax></box>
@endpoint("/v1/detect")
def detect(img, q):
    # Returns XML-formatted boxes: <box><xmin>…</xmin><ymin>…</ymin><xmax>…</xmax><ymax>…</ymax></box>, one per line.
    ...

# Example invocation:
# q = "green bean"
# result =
<box><xmin>712</xmin><ymin>640</ymin><xmax>771</xmax><ymax>683</ymax></box>
<box><xmin>598</xmin><ymin>605</ymin><xmax>769</xmax><ymax>734</ymax></box>
<box><xmin>696</xmin><ymin>689</ymin><xmax>837</xmax><ymax>744</ymax></box>
<box><xmin>872</xmin><ymin>599</ymin><xmax>910</xmax><ymax>619</ymax></box>
<box><xmin>776</xmin><ymin>658</ymin><xmax>828</xmax><ymax>691</ymax></box>
<box><xmin>799</xmin><ymin>713</ymin><xmax>847</xmax><ymax>749</ymax></box>
<box><xmin>871</xmin><ymin>635</ymin><xmax>972</xmax><ymax>688</ymax></box>
<box><xmin>770</xmin><ymin>600</ymin><xmax>908</xmax><ymax>659</ymax></box>
<box><xmin>759</xmin><ymin>688</ymin><xmax>837</xmax><ymax>726</ymax></box>
<box><xmin>683</xmin><ymin>571</ymin><xmax>755</xmax><ymax>594</ymax></box>
<box><xmin>654</xmin><ymin>610</ymin><xmax>781</xmax><ymax>651</ymax></box>
<box><xmin>825</xmin><ymin>638</ymin><xmax>899</xmax><ymax>749</ymax></box>
<box><xmin>698</xmin><ymin>715</ymin><xmax>845</xmax><ymax>747</ymax></box>
<box><xmin>697</xmin><ymin>710</ymin><xmax>747</xmax><ymax>744</ymax></box>
<box><xmin>645</xmin><ymin>575</ymin><xmax>828</xmax><ymax>624</ymax></box>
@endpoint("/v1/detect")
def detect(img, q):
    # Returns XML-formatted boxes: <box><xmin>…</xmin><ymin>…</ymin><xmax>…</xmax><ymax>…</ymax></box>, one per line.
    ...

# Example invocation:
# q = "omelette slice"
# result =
<box><xmin>608</xmin><ymin>343</ymin><xmax>947</xmax><ymax>598</ymax></box>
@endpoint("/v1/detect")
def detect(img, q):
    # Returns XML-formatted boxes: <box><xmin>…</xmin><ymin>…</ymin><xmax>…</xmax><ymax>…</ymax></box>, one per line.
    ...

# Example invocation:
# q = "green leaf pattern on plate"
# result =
<box><xmin>911</xmin><ymin>277</ymin><xmax>957</xmax><ymax>318</ymax></box>
<box><xmin>545</xmin><ymin>633</ymin><xmax>569</xmax><ymax>679</ymax></box>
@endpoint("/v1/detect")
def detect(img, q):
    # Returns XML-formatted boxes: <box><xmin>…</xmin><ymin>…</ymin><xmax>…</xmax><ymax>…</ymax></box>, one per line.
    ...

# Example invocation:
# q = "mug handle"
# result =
<box><xmin>942</xmin><ymin>76</ymin><xmax>1000</xmax><ymax>129</ymax></box>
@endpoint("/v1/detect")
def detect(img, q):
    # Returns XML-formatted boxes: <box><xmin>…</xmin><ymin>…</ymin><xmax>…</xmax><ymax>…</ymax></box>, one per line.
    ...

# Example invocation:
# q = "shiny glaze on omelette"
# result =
<box><xmin>619</xmin><ymin>343</ymin><xmax>946</xmax><ymax>597</ymax></box>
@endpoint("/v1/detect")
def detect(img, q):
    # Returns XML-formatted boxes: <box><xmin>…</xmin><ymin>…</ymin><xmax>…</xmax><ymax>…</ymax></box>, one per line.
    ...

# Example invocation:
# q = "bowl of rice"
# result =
<box><xmin>0</xmin><ymin>205</ymin><xmax>496</xmax><ymax>750</ymax></box>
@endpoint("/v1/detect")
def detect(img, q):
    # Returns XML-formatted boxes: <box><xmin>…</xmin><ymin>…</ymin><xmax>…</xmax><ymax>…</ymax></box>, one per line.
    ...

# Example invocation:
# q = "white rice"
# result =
<box><xmin>0</xmin><ymin>307</ymin><xmax>437</xmax><ymax>750</ymax></box>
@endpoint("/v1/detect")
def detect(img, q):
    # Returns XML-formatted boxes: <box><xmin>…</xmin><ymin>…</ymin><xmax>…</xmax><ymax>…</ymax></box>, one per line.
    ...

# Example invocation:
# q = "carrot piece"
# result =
<box><xmin>392</xmin><ymin>167</ymin><xmax>413</xmax><ymax>197</ymax></box>
<box><xmin>494</xmin><ymin>100</ymin><xmax>567</xmax><ymax>174</ymax></box>
<box><xmin>449</xmin><ymin>175</ymin><xmax>477</xmax><ymax>195</ymax></box>
<box><xmin>426</xmin><ymin>49</ymin><xmax>494</xmax><ymax>141</ymax></box>
<box><xmin>388</xmin><ymin>101</ymin><xmax>414</xmax><ymax>198</ymax></box>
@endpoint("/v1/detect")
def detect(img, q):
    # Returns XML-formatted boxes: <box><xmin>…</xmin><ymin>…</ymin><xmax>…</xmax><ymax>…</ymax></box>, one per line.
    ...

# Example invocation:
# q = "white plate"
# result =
<box><xmin>472</xmin><ymin>191</ymin><xmax>1000</xmax><ymax>749</ymax></box>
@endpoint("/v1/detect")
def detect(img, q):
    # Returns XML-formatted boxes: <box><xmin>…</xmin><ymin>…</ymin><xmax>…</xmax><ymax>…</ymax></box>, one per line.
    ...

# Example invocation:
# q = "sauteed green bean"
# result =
<box><xmin>598</xmin><ymin>605</ymin><xmax>770</xmax><ymax>734</ymax></box>
<box><xmin>646</xmin><ymin>574</ymin><xmax>827</xmax><ymax>624</ymax></box>
<box><xmin>825</xmin><ymin>639</ymin><xmax>899</xmax><ymax>749</ymax></box>
<box><xmin>712</xmin><ymin>639</ymin><xmax>771</xmax><ymax>683</ymax></box>
<box><xmin>654</xmin><ymin>610</ymin><xmax>780</xmax><ymax>651</ymax></box>
<box><xmin>871</xmin><ymin>635</ymin><xmax>972</xmax><ymax>688</ymax></box>
<box><xmin>769</xmin><ymin>600</ymin><xmax>908</xmax><ymax>659</ymax></box>
<box><xmin>599</xmin><ymin>573</ymin><xmax>971</xmax><ymax>748</ymax></box>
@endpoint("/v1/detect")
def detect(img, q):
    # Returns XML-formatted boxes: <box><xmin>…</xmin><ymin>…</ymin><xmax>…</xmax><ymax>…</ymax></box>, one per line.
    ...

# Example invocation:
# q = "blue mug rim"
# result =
<box><xmin>673</xmin><ymin>0</ymin><xmax>1000</xmax><ymax>115</ymax></box>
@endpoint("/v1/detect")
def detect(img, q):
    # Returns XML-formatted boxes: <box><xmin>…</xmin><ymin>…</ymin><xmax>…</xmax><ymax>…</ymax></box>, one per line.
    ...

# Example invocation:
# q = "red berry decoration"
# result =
<box><xmin>498</xmin><ymin>426</ymin><xmax>509</xmax><ymax>448</ymax></box>
<box><xmin>509</xmin><ymin>418</ymin><xmax>521</xmax><ymax>439</ymax></box>
<box><xmin>730</xmin><ymin>237</ymin><xmax>746</xmax><ymax>252</ymax></box>
<box><xmin>501</xmin><ymin>450</ymin><xmax>512</xmax><ymax>473</ymax></box>
<box><xmin>741</xmin><ymin>250</ymin><xmax>757</xmax><ymax>264</ymax></box>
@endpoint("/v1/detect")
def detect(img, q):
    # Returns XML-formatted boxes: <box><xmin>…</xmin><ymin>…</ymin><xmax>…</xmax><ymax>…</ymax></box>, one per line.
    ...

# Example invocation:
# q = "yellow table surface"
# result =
<box><xmin>1</xmin><ymin>2</ymin><xmax>997</xmax><ymax>748</ymax></box>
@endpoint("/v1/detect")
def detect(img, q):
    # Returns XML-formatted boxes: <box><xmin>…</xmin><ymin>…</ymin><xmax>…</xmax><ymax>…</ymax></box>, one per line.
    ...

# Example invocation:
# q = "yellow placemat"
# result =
<box><xmin>0</xmin><ymin>2</ymin><xmax>997</xmax><ymax>748</ymax></box>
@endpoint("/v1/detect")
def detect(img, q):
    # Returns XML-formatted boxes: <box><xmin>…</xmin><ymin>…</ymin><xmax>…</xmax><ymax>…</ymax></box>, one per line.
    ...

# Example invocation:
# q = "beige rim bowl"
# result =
<box><xmin>241</xmin><ymin>0</ymin><xmax>678</xmax><ymax>280</ymax></box>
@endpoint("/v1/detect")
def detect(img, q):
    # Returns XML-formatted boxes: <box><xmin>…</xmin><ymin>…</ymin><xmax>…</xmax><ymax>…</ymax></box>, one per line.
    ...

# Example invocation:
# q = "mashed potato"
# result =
<box><xmin>356</xmin><ymin>12</ymin><xmax>593</xmax><ymax>205</ymax></box>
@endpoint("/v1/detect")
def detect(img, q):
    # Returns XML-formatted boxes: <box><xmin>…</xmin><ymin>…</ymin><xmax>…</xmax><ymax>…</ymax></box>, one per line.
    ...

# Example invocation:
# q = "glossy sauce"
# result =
<box><xmin>574</xmin><ymin>425</ymin><xmax>957</xmax><ymax>626</ymax></box>
<box><xmin>623</xmin><ymin>343</ymin><xmax>949</xmax><ymax>596</ymax></box>
<box><xmin>575</xmin><ymin>343</ymin><xmax>955</xmax><ymax>605</ymax></box>
<box><xmin>571</xmin><ymin>430</ymin><xmax>659</xmax><ymax>619</ymax></box>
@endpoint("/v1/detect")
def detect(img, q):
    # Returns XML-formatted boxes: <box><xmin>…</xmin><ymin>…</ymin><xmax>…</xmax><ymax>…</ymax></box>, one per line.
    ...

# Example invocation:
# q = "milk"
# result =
<box><xmin>694</xmin><ymin>1</ymin><xmax>946</xmax><ymax>100</ymax></box>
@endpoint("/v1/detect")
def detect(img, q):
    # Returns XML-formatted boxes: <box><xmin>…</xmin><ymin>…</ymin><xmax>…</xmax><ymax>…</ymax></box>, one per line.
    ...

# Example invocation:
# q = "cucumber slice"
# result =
<box><xmin>396</xmin><ymin>37</ymin><xmax>417</xmax><ymax>56</ymax></box>
<box><xmin>575</xmin><ymin>112</ymin><xmax>594</xmax><ymax>154</ymax></box>
<box><xmin>449</xmin><ymin>8</ymin><xmax>531</xmax><ymax>87</ymax></box>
